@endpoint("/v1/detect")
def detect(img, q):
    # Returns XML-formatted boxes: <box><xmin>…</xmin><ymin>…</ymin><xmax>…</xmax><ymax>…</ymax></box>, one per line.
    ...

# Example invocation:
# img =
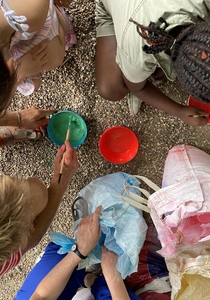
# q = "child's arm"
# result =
<box><xmin>101</xmin><ymin>247</ymin><xmax>130</xmax><ymax>300</ymax></box>
<box><xmin>123</xmin><ymin>75</ymin><xmax>208</xmax><ymax>126</ymax></box>
<box><xmin>30</xmin><ymin>252</ymin><xmax>81</xmax><ymax>300</ymax></box>
<box><xmin>22</xmin><ymin>142</ymin><xmax>79</xmax><ymax>254</ymax></box>
<box><xmin>0</xmin><ymin>107</ymin><xmax>57</xmax><ymax>129</ymax></box>
<box><xmin>30</xmin><ymin>206</ymin><xmax>101</xmax><ymax>300</ymax></box>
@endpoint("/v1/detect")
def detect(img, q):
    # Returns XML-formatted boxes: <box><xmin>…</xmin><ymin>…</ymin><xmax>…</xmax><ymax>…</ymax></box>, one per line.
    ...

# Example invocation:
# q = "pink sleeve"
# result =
<box><xmin>0</xmin><ymin>250</ymin><xmax>22</xmax><ymax>276</ymax></box>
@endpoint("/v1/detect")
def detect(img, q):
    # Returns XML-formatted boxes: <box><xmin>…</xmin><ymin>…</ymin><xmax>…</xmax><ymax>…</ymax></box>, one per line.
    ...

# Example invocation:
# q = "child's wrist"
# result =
<box><xmin>103</xmin><ymin>265</ymin><xmax>118</xmax><ymax>276</ymax></box>
<box><xmin>175</xmin><ymin>104</ymin><xmax>185</xmax><ymax>119</ymax></box>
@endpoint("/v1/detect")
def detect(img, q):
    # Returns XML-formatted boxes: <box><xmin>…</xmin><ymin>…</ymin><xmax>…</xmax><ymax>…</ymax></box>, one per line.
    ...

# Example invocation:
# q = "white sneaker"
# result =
<box><xmin>72</xmin><ymin>288</ymin><xmax>94</xmax><ymax>300</ymax></box>
<box><xmin>128</xmin><ymin>93</ymin><xmax>142</xmax><ymax>115</ymax></box>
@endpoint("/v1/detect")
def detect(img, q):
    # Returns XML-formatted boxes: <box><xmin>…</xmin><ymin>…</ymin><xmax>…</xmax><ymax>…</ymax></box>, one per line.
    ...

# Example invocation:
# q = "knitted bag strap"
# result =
<box><xmin>121</xmin><ymin>175</ymin><xmax>160</xmax><ymax>213</ymax></box>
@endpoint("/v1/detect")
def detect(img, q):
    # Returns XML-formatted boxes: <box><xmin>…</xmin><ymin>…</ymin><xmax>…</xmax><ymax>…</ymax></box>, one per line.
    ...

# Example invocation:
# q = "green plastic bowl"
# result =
<box><xmin>47</xmin><ymin>110</ymin><xmax>87</xmax><ymax>147</ymax></box>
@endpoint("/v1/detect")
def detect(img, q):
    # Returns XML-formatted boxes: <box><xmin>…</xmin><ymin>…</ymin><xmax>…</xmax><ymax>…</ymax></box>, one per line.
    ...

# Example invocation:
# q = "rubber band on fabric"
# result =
<box><xmin>0</xmin><ymin>0</ymin><xmax>30</xmax><ymax>39</ymax></box>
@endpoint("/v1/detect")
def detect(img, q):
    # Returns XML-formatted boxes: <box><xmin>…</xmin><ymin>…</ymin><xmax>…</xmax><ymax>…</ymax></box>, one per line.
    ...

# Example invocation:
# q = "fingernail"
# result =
<box><xmin>59</xmin><ymin>144</ymin><xmax>65</xmax><ymax>151</ymax></box>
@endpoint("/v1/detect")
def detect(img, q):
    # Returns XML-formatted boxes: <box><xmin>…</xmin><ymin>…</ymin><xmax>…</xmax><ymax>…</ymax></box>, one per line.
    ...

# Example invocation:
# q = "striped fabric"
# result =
<box><xmin>0</xmin><ymin>250</ymin><xmax>22</xmax><ymax>277</ymax></box>
<box><xmin>7</xmin><ymin>0</ymin><xmax>59</xmax><ymax>96</ymax></box>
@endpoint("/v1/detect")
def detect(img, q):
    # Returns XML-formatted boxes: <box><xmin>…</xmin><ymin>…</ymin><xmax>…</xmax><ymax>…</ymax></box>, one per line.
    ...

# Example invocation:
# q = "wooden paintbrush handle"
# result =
<box><xmin>66</xmin><ymin>128</ymin><xmax>71</xmax><ymax>141</ymax></box>
<box><xmin>60</xmin><ymin>152</ymin><xmax>66</xmax><ymax>174</ymax></box>
<box><xmin>58</xmin><ymin>127</ymin><xmax>71</xmax><ymax>183</ymax></box>
<box><xmin>188</xmin><ymin>114</ymin><xmax>209</xmax><ymax>118</ymax></box>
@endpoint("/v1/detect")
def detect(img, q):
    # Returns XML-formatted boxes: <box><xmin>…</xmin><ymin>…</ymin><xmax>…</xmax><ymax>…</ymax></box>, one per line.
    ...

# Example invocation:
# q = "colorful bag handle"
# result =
<box><xmin>121</xmin><ymin>175</ymin><xmax>160</xmax><ymax>213</ymax></box>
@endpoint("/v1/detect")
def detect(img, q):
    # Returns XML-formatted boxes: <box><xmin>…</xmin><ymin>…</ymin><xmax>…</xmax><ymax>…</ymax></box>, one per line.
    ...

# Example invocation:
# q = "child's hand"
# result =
<box><xmin>16</xmin><ymin>40</ymin><xmax>49</xmax><ymax>81</ymax></box>
<box><xmin>54</xmin><ymin>0</ymin><xmax>72</xmax><ymax>7</ymax></box>
<box><xmin>101</xmin><ymin>247</ymin><xmax>119</xmax><ymax>275</ymax></box>
<box><xmin>19</xmin><ymin>107</ymin><xmax>58</xmax><ymax>129</ymax></box>
<box><xmin>77</xmin><ymin>206</ymin><xmax>102</xmax><ymax>257</ymax></box>
<box><xmin>53</xmin><ymin>141</ymin><xmax>79</xmax><ymax>188</ymax></box>
<box><xmin>179</xmin><ymin>105</ymin><xmax>208</xmax><ymax>126</ymax></box>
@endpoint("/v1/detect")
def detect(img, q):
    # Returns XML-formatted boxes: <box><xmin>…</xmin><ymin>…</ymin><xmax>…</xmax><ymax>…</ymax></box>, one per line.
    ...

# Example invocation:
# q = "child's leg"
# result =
<box><xmin>14</xmin><ymin>242</ymin><xmax>85</xmax><ymax>300</ymax></box>
<box><xmin>55</xmin><ymin>5</ymin><xmax>77</xmax><ymax>50</ymax></box>
<box><xmin>43</xmin><ymin>32</ymin><xmax>66</xmax><ymax>70</ymax></box>
<box><xmin>95</xmin><ymin>35</ymin><xmax>129</xmax><ymax>101</ymax></box>
<box><xmin>44</xmin><ymin>7</ymin><xmax>77</xmax><ymax>70</ymax></box>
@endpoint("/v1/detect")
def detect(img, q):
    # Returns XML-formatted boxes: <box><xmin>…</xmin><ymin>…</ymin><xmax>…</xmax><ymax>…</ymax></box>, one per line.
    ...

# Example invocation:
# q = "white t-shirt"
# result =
<box><xmin>96</xmin><ymin>0</ymin><xmax>210</xmax><ymax>83</ymax></box>
<box><xmin>72</xmin><ymin>288</ymin><xmax>95</xmax><ymax>300</ymax></box>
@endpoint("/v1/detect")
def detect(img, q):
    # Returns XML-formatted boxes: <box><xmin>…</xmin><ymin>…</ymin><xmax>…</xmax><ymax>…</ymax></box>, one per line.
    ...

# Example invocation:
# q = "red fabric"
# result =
<box><xmin>139</xmin><ymin>291</ymin><xmax>171</xmax><ymax>300</ymax></box>
<box><xmin>0</xmin><ymin>250</ymin><xmax>22</xmax><ymax>276</ymax></box>
<box><xmin>125</xmin><ymin>225</ymin><xmax>171</xmax><ymax>300</ymax></box>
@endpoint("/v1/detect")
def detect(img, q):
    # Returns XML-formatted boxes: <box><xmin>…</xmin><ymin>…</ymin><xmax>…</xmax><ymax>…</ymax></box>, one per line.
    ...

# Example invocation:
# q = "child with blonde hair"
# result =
<box><xmin>0</xmin><ymin>141</ymin><xmax>79</xmax><ymax>276</ymax></box>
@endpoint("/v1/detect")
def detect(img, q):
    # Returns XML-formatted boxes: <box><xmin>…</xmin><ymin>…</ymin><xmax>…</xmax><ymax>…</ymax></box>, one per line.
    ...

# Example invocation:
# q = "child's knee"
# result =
<box><xmin>45</xmin><ymin>50</ymin><xmax>65</xmax><ymax>70</ymax></box>
<box><xmin>96</xmin><ymin>82</ymin><xmax>127</xmax><ymax>101</ymax></box>
<box><xmin>51</xmin><ymin>54</ymin><xmax>65</xmax><ymax>69</ymax></box>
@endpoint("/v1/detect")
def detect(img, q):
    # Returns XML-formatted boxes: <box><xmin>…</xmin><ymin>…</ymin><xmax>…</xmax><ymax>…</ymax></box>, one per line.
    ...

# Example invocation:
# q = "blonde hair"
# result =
<box><xmin>0</xmin><ymin>173</ymin><xmax>34</xmax><ymax>264</ymax></box>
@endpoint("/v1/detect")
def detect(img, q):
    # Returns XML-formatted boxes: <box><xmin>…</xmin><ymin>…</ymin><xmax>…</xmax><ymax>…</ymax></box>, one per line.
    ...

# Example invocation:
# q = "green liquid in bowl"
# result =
<box><xmin>49</xmin><ymin>112</ymin><xmax>87</xmax><ymax>146</ymax></box>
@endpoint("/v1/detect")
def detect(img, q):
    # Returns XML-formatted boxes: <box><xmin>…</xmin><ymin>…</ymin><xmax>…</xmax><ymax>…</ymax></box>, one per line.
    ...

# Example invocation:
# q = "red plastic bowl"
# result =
<box><xmin>99</xmin><ymin>126</ymin><xmax>139</xmax><ymax>164</ymax></box>
<box><xmin>188</xmin><ymin>95</ymin><xmax>210</xmax><ymax>124</ymax></box>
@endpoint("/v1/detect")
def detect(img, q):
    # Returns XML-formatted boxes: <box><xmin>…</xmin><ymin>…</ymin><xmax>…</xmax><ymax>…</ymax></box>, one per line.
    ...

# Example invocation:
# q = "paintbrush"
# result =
<box><xmin>188</xmin><ymin>114</ymin><xmax>210</xmax><ymax>118</ymax></box>
<box><xmin>58</xmin><ymin>117</ymin><xmax>71</xmax><ymax>184</ymax></box>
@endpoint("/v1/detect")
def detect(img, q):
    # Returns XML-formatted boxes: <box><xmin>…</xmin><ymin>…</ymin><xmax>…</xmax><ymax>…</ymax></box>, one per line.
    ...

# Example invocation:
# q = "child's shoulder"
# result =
<box><xmin>7</xmin><ymin>0</ymin><xmax>50</xmax><ymax>32</ymax></box>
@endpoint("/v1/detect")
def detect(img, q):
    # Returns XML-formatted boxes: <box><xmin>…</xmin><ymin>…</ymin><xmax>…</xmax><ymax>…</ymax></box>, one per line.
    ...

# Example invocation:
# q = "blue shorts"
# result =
<box><xmin>15</xmin><ymin>242</ymin><xmax>140</xmax><ymax>300</ymax></box>
<box><xmin>91</xmin><ymin>276</ymin><xmax>140</xmax><ymax>300</ymax></box>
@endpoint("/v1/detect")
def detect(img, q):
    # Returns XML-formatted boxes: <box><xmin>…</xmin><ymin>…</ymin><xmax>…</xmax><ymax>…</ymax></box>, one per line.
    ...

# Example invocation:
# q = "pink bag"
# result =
<box><xmin>122</xmin><ymin>144</ymin><xmax>210</xmax><ymax>259</ymax></box>
<box><xmin>149</xmin><ymin>144</ymin><xmax>210</xmax><ymax>258</ymax></box>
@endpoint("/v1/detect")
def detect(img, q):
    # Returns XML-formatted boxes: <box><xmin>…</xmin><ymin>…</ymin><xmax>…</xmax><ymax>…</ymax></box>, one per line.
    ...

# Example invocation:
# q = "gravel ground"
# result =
<box><xmin>1</xmin><ymin>1</ymin><xmax>210</xmax><ymax>299</ymax></box>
